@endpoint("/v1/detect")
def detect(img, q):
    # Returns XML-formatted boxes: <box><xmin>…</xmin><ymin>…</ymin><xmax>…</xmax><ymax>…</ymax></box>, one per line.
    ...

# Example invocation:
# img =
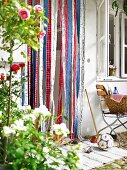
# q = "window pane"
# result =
<box><xmin>125</xmin><ymin>47</ymin><xmax>127</xmax><ymax>74</ymax></box>
<box><xmin>98</xmin><ymin>40</ymin><xmax>107</xmax><ymax>77</ymax></box>
<box><xmin>109</xmin><ymin>14</ymin><xmax>114</xmax><ymax>65</ymax></box>
<box><xmin>99</xmin><ymin>2</ymin><xmax>105</xmax><ymax>37</ymax></box>
<box><xmin>125</xmin><ymin>18</ymin><xmax>127</xmax><ymax>45</ymax></box>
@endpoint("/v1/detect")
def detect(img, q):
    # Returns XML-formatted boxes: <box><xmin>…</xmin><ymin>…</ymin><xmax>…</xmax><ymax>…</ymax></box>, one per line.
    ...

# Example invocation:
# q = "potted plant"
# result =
<box><xmin>0</xmin><ymin>1</ymin><xmax>79</xmax><ymax>169</ymax></box>
<box><xmin>109</xmin><ymin>64</ymin><xmax>117</xmax><ymax>76</ymax></box>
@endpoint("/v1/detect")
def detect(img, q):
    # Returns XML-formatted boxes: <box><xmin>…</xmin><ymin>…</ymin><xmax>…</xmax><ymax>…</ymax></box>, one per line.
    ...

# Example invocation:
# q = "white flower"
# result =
<box><xmin>109</xmin><ymin>64</ymin><xmax>116</xmax><ymax>69</ymax></box>
<box><xmin>3</xmin><ymin>126</ymin><xmax>16</xmax><ymax>136</ymax></box>
<box><xmin>17</xmin><ymin>105</ymin><xmax>25</xmax><ymax>111</ymax></box>
<box><xmin>11</xmin><ymin>119</ymin><xmax>27</xmax><ymax>131</ymax></box>
<box><xmin>33</xmin><ymin>105</ymin><xmax>51</xmax><ymax>118</ymax></box>
<box><xmin>52</xmin><ymin>123</ymin><xmax>70</xmax><ymax>137</ymax></box>
<box><xmin>0</xmin><ymin>111</ymin><xmax>2</xmax><ymax>123</ymax></box>
<box><xmin>39</xmin><ymin>105</ymin><xmax>51</xmax><ymax>117</ymax></box>
<box><xmin>39</xmin><ymin>135</ymin><xmax>44</xmax><ymax>141</ymax></box>
<box><xmin>25</xmin><ymin>105</ymin><xmax>31</xmax><ymax>111</ymax></box>
<box><xmin>0</xmin><ymin>111</ymin><xmax>2</xmax><ymax>117</ymax></box>
<box><xmin>43</xmin><ymin>147</ymin><xmax>49</xmax><ymax>153</ymax></box>
<box><xmin>33</xmin><ymin>108</ymin><xmax>41</xmax><ymax>117</ymax></box>
<box><xmin>23</xmin><ymin>113</ymin><xmax>36</xmax><ymax>122</ymax></box>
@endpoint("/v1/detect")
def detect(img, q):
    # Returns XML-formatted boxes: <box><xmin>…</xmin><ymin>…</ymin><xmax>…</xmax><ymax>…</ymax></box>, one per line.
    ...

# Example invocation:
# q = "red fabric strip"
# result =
<box><xmin>34</xmin><ymin>51</ymin><xmax>39</xmax><ymax>108</ymax></box>
<box><xmin>27</xmin><ymin>0</ymin><xmax>32</xmax><ymax>105</ymax></box>
<box><xmin>34</xmin><ymin>0</ymin><xmax>40</xmax><ymax>108</ymax></box>
<box><xmin>27</xmin><ymin>47</ymin><xmax>32</xmax><ymax>105</ymax></box>
<box><xmin>36</xmin><ymin>0</ymin><xmax>40</xmax><ymax>4</ymax></box>
<box><xmin>46</xmin><ymin>0</ymin><xmax>52</xmax><ymax>110</ymax></box>
<box><xmin>57</xmin><ymin>0</ymin><xmax>63</xmax><ymax>124</ymax></box>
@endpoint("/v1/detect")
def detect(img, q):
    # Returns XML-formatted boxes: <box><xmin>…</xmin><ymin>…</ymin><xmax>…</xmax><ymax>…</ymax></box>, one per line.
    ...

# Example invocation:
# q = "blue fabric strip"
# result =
<box><xmin>30</xmin><ymin>49</ymin><xmax>36</xmax><ymax>109</ymax></box>
<box><xmin>65</xmin><ymin>0</ymin><xmax>72</xmax><ymax>117</ymax></box>
<box><xmin>41</xmin><ymin>0</ymin><xmax>48</xmax><ymax>132</ymax></box>
<box><xmin>29</xmin><ymin>0</ymin><xmax>36</xmax><ymax>109</ymax></box>
<box><xmin>76</xmin><ymin>0</ymin><xmax>80</xmax><ymax>44</ymax></box>
<box><xmin>21</xmin><ymin>70</ymin><xmax>25</xmax><ymax>106</ymax></box>
<box><xmin>43</xmin><ymin>0</ymin><xmax>48</xmax><ymax>105</ymax></box>
<box><xmin>74</xmin><ymin>0</ymin><xmax>80</xmax><ymax>137</ymax></box>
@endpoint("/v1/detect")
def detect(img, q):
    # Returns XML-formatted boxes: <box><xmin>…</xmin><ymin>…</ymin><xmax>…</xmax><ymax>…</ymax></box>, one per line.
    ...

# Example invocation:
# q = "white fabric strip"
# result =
<box><xmin>71</xmin><ymin>0</ymin><xmax>74</xmax><ymax>136</ymax></box>
<box><xmin>62</xmin><ymin>0</ymin><xmax>65</xmax><ymax>98</ymax></box>
<box><xmin>39</xmin><ymin>0</ymin><xmax>44</xmax><ymax>106</ymax></box>
<box><xmin>61</xmin><ymin>0</ymin><xmax>66</xmax><ymax>123</ymax></box>
<box><xmin>50</xmin><ymin>0</ymin><xmax>58</xmax><ymax>115</ymax></box>
<box><xmin>78</xmin><ymin>0</ymin><xmax>86</xmax><ymax>140</ymax></box>
<box><xmin>24</xmin><ymin>44</ymin><xmax>28</xmax><ymax>106</ymax></box>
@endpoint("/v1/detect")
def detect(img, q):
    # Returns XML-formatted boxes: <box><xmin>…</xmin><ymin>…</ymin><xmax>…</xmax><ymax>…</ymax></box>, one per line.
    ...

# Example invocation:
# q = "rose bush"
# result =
<box><xmin>0</xmin><ymin>0</ymin><xmax>80</xmax><ymax>169</ymax></box>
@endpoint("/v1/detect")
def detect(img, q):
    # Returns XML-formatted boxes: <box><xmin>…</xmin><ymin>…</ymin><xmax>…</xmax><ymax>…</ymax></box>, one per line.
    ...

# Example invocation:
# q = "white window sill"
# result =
<box><xmin>97</xmin><ymin>76</ymin><xmax>127</xmax><ymax>82</ymax></box>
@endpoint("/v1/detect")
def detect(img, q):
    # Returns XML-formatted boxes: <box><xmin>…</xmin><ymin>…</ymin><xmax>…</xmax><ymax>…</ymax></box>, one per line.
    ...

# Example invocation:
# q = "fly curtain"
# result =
<box><xmin>26</xmin><ymin>0</ymin><xmax>86</xmax><ymax>140</ymax></box>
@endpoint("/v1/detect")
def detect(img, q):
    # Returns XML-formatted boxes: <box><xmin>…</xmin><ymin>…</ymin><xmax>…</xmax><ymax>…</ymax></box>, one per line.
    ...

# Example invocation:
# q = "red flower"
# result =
<box><xmin>19</xmin><ymin>62</ymin><xmax>25</xmax><ymax>68</ymax></box>
<box><xmin>38</xmin><ymin>30</ymin><xmax>46</xmax><ymax>39</ymax></box>
<box><xmin>0</xmin><ymin>74</ymin><xmax>5</xmax><ymax>81</ymax></box>
<box><xmin>11</xmin><ymin>64</ymin><xmax>20</xmax><ymax>74</ymax></box>
<box><xmin>18</xmin><ymin>8</ymin><xmax>30</xmax><ymax>21</ymax></box>
<box><xmin>34</xmin><ymin>5</ymin><xmax>43</xmax><ymax>13</ymax></box>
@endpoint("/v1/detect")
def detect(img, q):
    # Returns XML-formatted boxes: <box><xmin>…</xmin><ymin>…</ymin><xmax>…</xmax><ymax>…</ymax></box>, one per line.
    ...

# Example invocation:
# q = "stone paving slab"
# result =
<box><xmin>58</xmin><ymin>141</ymin><xmax>127</xmax><ymax>170</ymax></box>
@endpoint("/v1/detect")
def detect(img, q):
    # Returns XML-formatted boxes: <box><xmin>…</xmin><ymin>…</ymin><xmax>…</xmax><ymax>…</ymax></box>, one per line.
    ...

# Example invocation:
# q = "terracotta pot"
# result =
<box><xmin>54</xmin><ymin>135</ymin><xmax>62</xmax><ymax>143</ymax></box>
<box><xmin>109</xmin><ymin>68</ymin><xmax>116</xmax><ymax>76</ymax></box>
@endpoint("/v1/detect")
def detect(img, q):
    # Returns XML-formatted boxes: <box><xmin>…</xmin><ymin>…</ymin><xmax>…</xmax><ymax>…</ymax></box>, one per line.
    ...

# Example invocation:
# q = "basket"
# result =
<box><xmin>104</xmin><ymin>95</ymin><xmax>127</xmax><ymax>114</ymax></box>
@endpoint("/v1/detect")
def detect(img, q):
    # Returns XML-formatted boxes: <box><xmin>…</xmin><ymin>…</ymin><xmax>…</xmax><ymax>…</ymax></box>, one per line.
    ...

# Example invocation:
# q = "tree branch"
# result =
<box><xmin>12</xmin><ymin>43</ymin><xmax>23</xmax><ymax>51</ymax></box>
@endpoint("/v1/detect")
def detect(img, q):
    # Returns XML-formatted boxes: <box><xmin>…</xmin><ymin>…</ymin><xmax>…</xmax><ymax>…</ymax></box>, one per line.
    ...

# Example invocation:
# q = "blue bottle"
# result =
<box><xmin>113</xmin><ymin>86</ymin><xmax>119</xmax><ymax>94</ymax></box>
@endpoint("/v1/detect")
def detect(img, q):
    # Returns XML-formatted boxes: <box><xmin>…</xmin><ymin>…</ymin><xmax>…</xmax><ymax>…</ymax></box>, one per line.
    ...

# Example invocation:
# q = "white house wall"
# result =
<box><xmin>82</xmin><ymin>0</ymin><xmax>127</xmax><ymax>137</ymax></box>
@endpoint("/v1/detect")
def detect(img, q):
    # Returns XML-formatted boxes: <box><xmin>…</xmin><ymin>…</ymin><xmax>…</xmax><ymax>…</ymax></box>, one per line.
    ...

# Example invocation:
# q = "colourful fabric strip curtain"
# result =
<box><xmin>25</xmin><ymin>0</ymin><xmax>84</xmax><ymax>140</ymax></box>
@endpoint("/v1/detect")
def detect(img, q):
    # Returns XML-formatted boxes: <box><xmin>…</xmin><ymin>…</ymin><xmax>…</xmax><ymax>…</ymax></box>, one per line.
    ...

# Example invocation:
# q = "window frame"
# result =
<box><xmin>97</xmin><ymin>0</ymin><xmax>109</xmax><ymax>79</ymax></box>
<box><xmin>97</xmin><ymin>0</ymin><xmax>127</xmax><ymax>80</ymax></box>
<box><xmin>121</xmin><ymin>13</ymin><xmax>127</xmax><ymax>77</ymax></box>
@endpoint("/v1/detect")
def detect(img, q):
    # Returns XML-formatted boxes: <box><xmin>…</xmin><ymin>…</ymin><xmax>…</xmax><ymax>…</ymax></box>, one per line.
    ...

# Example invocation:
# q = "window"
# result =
<box><xmin>97</xmin><ymin>0</ymin><xmax>127</xmax><ymax>79</ymax></box>
<box><xmin>121</xmin><ymin>13</ymin><xmax>127</xmax><ymax>77</ymax></box>
<box><xmin>97</xmin><ymin>0</ymin><xmax>108</xmax><ymax>78</ymax></box>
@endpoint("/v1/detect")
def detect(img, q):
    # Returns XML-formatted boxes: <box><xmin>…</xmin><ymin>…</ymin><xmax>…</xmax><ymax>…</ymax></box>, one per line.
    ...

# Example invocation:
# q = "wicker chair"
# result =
<box><xmin>96</xmin><ymin>84</ymin><xmax>127</xmax><ymax>142</ymax></box>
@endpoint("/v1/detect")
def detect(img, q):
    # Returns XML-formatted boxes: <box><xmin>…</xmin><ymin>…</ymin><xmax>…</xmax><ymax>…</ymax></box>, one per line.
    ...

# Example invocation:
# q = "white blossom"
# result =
<box><xmin>0</xmin><ymin>111</ymin><xmax>2</xmax><ymax>117</ymax></box>
<box><xmin>17</xmin><ymin>105</ymin><xmax>25</xmax><ymax>111</ymax></box>
<box><xmin>52</xmin><ymin>123</ymin><xmax>69</xmax><ymax>137</ymax></box>
<box><xmin>3</xmin><ymin>126</ymin><xmax>16</xmax><ymax>136</ymax></box>
<box><xmin>25</xmin><ymin>105</ymin><xmax>31</xmax><ymax>111</ymax></box>
<box><xmin>11</xmin><ymin>119</ymin><xmax>27</xmax><ymax>131</ymax></box>
<box><xmin>43</xmin><ymin>147</ymin><xmax>49</xmax><ymax>153</ymax></box>
<box><xmin>39</xmin><ymin>135</ymin><xmax>44</xmax><ymax>141</ymax></box>
<box><xmin>33</xmin><ymin>105</ymin><xmax>51</xmax><ymax>118</ymax></box>
<box><xmin>23</xmin><ymin>113</ymin><xmax>36</xmax><ymax>122</ymax></box>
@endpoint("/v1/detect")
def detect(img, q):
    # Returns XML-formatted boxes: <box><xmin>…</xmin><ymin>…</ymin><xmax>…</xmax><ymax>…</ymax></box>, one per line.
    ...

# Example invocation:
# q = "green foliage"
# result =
<box><xmin>0</xmin><ymin>1</ymin><xmax>80</xmax><ymax>170</ymax></box>
<box><xmin>123</xmin><ymin>0</ymin><xmax>127</xmax><ymax>15</ymax></box>
<box><xmin>112</xmin><ymin>0</ymin><xmax>127</xmax><ymax>16</ymax></box>
<box><xmin>112</xmin><ymin>0</ymin><xmax>119</xmax><ymax>16</ymax></box>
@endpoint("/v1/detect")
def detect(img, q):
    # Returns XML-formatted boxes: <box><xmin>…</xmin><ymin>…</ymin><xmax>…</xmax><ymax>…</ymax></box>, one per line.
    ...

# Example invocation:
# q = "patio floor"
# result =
<box><xmin>60</xmin><ymin>139</ymin><xmax>127</xmax><ymax>170</ymax></box>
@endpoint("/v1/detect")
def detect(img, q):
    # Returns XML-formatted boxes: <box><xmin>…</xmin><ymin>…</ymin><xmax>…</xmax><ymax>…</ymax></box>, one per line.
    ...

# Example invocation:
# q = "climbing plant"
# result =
<box><xmin>112</xmin><ymin>0</ymin><xmax>127</xmax><ymax>16</ymax></box>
